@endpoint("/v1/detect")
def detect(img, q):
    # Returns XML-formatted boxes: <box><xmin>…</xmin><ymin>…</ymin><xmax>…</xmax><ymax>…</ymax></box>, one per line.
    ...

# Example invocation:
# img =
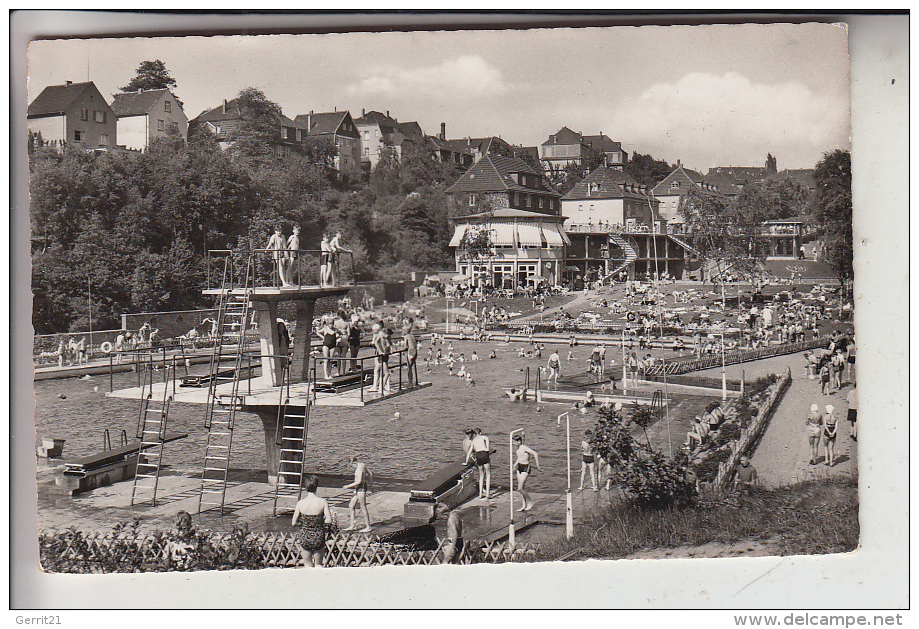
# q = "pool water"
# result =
<box><xmin>33</xmin><ymin>339</ymin><xmax>709</xmax><ymax>493</ymax></box>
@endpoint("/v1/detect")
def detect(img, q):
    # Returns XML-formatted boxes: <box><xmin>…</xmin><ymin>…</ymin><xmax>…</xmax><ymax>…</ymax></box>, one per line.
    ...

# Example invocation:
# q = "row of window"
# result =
<box><xmin>73</xmin><ymin>130</ymin><xmax>108</xmax><ymax>145</ymax></box>
<box><xmin>80</xmin><ymin>108</ymin><xmax>108</xmax><ymax>123</ymax></box>
<box><xmin>157</xmin><ymin>119</ymin><xmax>179</xmax><ymax>133</ymax></box>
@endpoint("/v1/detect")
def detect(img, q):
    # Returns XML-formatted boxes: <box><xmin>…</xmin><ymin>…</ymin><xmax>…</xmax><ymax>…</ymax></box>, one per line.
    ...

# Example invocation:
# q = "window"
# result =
<box><xmin>164</xmin><ymin>101</ymin><xmax>172</xmax><ymax>113</ymax></box>
<box><xmin>80</xmin><ymin>108</ymin><xmax>89</xmax><ymax>121</ymax></box>
<box><xmin>589</xmin><ymin>205</ymin><xmax>594</xmax><ymax>211</ymax></box>
<box><xmin>511</xmin><ymin>192</ymin><xmax>518</xmax><ymax>206</ymax></box>
<box><xmin>363</xmin><ymin>130</ymin><xmax>369</xmax><ymax>140</ymax></box>
<box><xmin>578</xmin><ymin>204</ymin><xmax>583</xmax><ymax>212</ymax></box>
<box><xmin>157</xmin><ymin>119</ymin><xmax>165</xmax><ymax>131</ymax></box>
<box><xmin>170</xmin><ymin>121</ymin><xmax>179</xmax><ymax>133</ymax></box>
<box><xmin>74</xmin><ymin>130</ymin><xmax>84</xmax><ymax>142</ymax></box>
<box><xmin>525</xmin><ymin>194</ymin><xmax>531</xmax><ymax>208</ymax></box>
<box><xmin>670</xmin><ymin>181</ymin><xmax>680</xmax><ymax>190</ymax></box>
<box><xmin>100</xmin><ymin>134</ymin><xmax>109</xmax><ymax>146</ymax></box>
<box><xmin>364</xmin><ymin>147</ymin><xmax>369</xmax><ymax>156</ymax></box>
<box><xmin>94</xmin><ymin>110</ymin><xmax>106</xmax><ymax>123</ymax></box>
<box><xmin>469</xmin><ymin>194</ymin><xmax>477</xmax><ymax>207</ymax></box>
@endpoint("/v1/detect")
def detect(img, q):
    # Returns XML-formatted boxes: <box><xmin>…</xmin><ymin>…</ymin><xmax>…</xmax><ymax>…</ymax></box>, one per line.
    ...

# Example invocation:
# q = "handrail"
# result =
<box><xmin>207</xmin><ymin>249</ymin><xmax>356</xmax><ymax>290</ymax></box>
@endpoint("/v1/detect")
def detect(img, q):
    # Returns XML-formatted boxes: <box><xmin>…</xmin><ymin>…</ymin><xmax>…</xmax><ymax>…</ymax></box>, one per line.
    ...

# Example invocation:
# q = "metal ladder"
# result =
<box><xmin>198</xmin><ymin>255</ymin><xmax>255</xmax><ymax>515</ymax></box>
<box><xmin>272</xmin><ymin>361</ymin><xmax>312</xmax><ymax>516</ymax></box>
<box><xmin>131</xmin><ymin>364</ymin><xmax>174</xmax><ymax>507</ymax></box>
<box><xmin>651</xmin><ymin>389</ymin><xmax>665</xmax><ymax>418</ymax></box>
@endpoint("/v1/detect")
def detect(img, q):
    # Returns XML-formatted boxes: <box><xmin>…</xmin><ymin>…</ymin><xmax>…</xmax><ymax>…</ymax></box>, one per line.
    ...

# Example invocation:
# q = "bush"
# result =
<box><xmin>592</xmin><ymin>405</ymin><xmax>696</xmax><ymax>509</ymax></box>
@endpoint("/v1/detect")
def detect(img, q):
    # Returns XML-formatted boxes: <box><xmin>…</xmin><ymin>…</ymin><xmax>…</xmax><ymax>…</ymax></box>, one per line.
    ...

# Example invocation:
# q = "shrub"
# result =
<box><xmin>592</xmin><ymin>405</ymin><xmax>696</xmax><ymax>508</ymax></box>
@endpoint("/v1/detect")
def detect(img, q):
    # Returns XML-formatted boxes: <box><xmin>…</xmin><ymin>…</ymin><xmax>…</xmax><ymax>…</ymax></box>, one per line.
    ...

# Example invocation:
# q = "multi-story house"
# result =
<box><xmin>560</xmin><ymin>166</ymin><xmax>696</xmax><ymax>283</ymax></box>
<box><xmin>27</xmin><ymin>81</ymin><xmax>117</xmax><ymax>151</ymax></box>
<box><xmin>189</xmin><ymin>97</ymin><xmax>311</xmax><ymax>158</ymax></box>
<box><xmin>354</xmin><ymin>110</ymin><xmax>422</xmax><ymax>169</ymax></box>
<box><xmin>112</xmin><ymin>88</ymin><xmax>187</xmax><ymax>151</ymax></box>
<box><xmin>447</xmin><ymin>155</ymin><xmax>567</xmax><ymax>287</ymax></box>
<box><xmin>650</xmin><ymin>162</ymin><xmax>724</xmax><ymax>230</ymax></box>
<box><xmin>427</xmin><ymin>123</ymin><xmax>474</xmax><ymax>168</ymax></box>
<box><xmin>294</xmin><ymin>110</ymin><xmax>362</xmax><ymax>181</ymax></box>
<box><xmin>540</xmin><ymin>126</ymin><xmax>628</xmax><ymax>173</ymax></box>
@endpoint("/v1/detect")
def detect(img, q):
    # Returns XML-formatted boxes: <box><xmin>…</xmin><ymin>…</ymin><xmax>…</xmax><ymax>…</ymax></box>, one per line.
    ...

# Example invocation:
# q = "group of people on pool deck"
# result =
<box><xmin>462</xmin><ymin>428</ymin><xmax>541</xmax><ymax>511</ymax></box>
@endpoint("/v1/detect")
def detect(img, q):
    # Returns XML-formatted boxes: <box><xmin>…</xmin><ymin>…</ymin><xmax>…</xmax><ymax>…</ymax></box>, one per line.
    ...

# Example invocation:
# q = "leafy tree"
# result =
<box><xmin>734</xmin><ymin>173</ymin><xmax>810</xmax><ymax>222</ymax></box>
<box><xmin>811</xmin><ymin>149</ymin><xmax>853</xmax><ymax>289</ymax></box>
<box><xmin>227</xmin><ymin>87</ymin><xmax>284</xmax><ymax>164</ymax></box>
<box><xmin>678</xmin><ymin>186</ymin><xmax>764</xmax><ymax>280</ymax></box>
<box><xmin>625</xmin><ymin>152</ymin><xmax>674</xmax><ymax>187</ymax></box>
<box><xmin>766</xmin><ymin>152</ymin><xmax>778</xmax><ymax>174</ymax></box>
<box><xmin>120</xmin><ymin>60</ymin><xmax>182</xmax><ymax>106</ymax></box>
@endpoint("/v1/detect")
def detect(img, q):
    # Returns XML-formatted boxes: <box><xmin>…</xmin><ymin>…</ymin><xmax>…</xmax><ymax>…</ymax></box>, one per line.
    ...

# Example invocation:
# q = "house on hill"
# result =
<box><xmin>446</xmin><ymin>154</ymin><xmax>561</xmax><ymax>215</ymax></box>
<box><xmin>354</xmin><ymin>110</ymin><xmax>422</xmax><ymax>169</ymax></box>
<box><xmin>650</xmin><ymin>162</ymin><xmax>724</xmax><ymax>231</ymax></box>
<box><xmin>294</xmin><ymin>110</ymin><xmax>362</xmax><ymax>181</ymax></box>
<box><xmin>540</xmin><ymin>126</ymin><xmax>628</xmax><ymax>173</ymax></box>
<box><xmin>190</xmin><ymin>97</ymin><xmax>310</xmax><ymax>158</ymax></box>
<box><xmin>112</xmin><ymin>88</ymin><xmax>187</xmax><ymax>151</ymax></box>
<box><xmin>28</xmin><ymin>81</ymin><xmax>116</xmax><ymax>152</ymax></box>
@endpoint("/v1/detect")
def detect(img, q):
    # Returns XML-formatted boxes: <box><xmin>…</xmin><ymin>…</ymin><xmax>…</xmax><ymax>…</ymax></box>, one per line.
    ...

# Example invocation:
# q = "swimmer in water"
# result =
<box><xmin>513</xmin><ymin>434</ymin><xmax>540</xmax><ymax>511</ymax></box>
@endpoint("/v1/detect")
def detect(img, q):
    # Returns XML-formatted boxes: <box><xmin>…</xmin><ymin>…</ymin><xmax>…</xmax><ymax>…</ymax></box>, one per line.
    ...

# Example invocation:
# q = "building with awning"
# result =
<box><xmin>449</xmin><ymin>208</ymin><xmax>569</xmax><ymax>289</ymax></box>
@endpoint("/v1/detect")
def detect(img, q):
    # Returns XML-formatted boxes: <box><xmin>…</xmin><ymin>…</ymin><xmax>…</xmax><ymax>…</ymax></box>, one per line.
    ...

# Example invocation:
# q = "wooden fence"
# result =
<box><xmin>39</xmin><ymin>528</ymin><xmax>539</xmax><ymax>573</ymax></box>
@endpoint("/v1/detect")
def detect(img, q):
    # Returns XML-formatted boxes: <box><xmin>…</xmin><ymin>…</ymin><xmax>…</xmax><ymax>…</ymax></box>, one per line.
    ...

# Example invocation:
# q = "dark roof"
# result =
<box><xmin>651</xmin><ymin>166</ymin><xmax>707</xmax><ymax>196</ymax></box>
<box><xmin>706</xmin><ymin>166</ymin><xmax>770</xmax><ymax>186</ymax></box>
<box><xmin>447</xmin><ymin>154</ymin><xmax>556</xmax><ymax>195</ymax></box>
<box><xmin>780</xmin><ymin>169</ymin><xmax>817</xmax><ymax>190</ymax></box>
<box><xmin>112</xmin><ymin>89</ymin><xmax>172</xmax><ymax>117</ymax></box>
<box><xmin>193</xmin><ymin>97</ymin><xmax>244</xmax><ymax>122</ymax></box>
<box><xmin>453</xmin><ymin>208</ymin><xmax>567</xmax><ymax>222</ymax></box>
<box><xmin>399</xmin><ymin>121</ymin><xmax>424</xmax><ymax>144</ymax></box>
<box><xmin>354</xmin><ymin>110</ymin><xmax>399</xmax><ymax>127</ymax></box>
<box><xmin>280</xmin><ymin>115</ymin><xmax>309</xmax><ymax>130</ymax></box>
<box><xmin>28</xmin><ymin>81</ymin><xmax>101</xmax><ymax>117</ymax></box>
<box><xmin>562</xmin><ymin>167</ymin><xmax>641</xmax><ymax>200</ymax></box>
<box><xmin>517</xmin><ymin>146</ymin><xmax>540</xmax><ymax>164</ymax></box>
<box><xmin>583</xmin><ymin>134</ymin><xmax>622</xmax><ymax>153</ymax></box>
<box><xmin>542</xmin><ymin>126</ymin><xmax>583</xmax><ymax>146</ymax></box>
<box><xmin>294</xmin><ymin>111</ymin><xmax>347</xmax><ymax>135</ymax></box>
<box><xmin>703</xmin><ymin>172</ymin><xmax>743</xmax><ymax>196</ymax></box>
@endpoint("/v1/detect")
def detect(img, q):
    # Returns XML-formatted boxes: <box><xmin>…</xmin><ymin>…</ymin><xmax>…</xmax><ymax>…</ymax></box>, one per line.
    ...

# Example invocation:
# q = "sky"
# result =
<box><xmin>26</xmin><ymin>20</ymin><xmax>851</xmax><ymax>172</ymax></box>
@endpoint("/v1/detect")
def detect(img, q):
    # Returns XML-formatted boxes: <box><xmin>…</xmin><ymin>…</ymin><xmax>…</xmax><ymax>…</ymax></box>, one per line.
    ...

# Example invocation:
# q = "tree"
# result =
<box><xmin>625</xmin><ymin>152</ymin><xmax>674</xmax><ymax>187</ymax></box>
<box><xmin>120</xmin><ymin>60</ymin><xmax>182</xmax><ymax>106</ymax></box>
<box><xmin>765</xmin><ymin>153</ymin><xmax>778</xmax><ymax>174</ymax></box>
<box><xmin>734</xmin><ymin>173</ymin><xmax>810</xmax><ymax>222</ymax></box>
<box><xmin>227</xmin><ymin>87</ymin><xmax>284</xmax><ymax>163</ymax></box>
<box><xmin>811</xmin><ymin>149</ymin><xmax>852</xmax><ymax>289</ymax></box>
<box><xmin>678</xmin><ymin>186</ymin><xmax>764</xmax><ymax>281</ymax></box>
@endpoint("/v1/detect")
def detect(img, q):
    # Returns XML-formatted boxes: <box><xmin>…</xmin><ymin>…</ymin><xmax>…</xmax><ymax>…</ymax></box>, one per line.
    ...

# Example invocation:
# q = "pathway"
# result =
<box><xmin>695</xmin><ymin>352</ymin><xmax>857</xmax><ymax>487</ymax></box>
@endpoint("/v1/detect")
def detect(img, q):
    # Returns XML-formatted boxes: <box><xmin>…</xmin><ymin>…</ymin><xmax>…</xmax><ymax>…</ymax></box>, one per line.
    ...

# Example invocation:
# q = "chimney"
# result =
<box><xmin>676</xmin><ymin>159</ymin><xmax>681</xmax><ymax>168</ymax></box>
<box><xmin>362</xmin><ymin>108</ymin><xmax>365</xmax><ymax>117</ymax></box>
<box><xmin>65</xmin><ymin>80</ymin><xmax>72</xmax><ymax>86</ymax></box>
<box><xmin>440</xmin><ymin>122</ymin><xmax>446</xmax><ymax>141</ymax></box>
<box><xmin>222</xmin><ymin>99</ymin><xmax>228</xmax><ymax>114</ymax></box>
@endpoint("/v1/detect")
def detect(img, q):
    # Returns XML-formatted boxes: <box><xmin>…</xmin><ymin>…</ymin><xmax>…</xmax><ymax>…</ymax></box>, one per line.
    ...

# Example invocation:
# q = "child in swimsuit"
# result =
<box><xmin>546</xmin><ymin>352</ymin><xmax>561</xmax><ymax>388</ymax></box>
<box><xmin>579</xmin><ymin>430</ymin><xmax>598</xmax><ymax>491</ymax></box>
<box><xmin>342</xmin><ymin>457</ymin><xmax>373</xmax><ymax>532</ymax></box>
<box><xmin>823</xmin><ymin>405</ymin><xmax>839</xmax><ymax>467</ymax></box>
<box><xmin>806</xmin><ymin>404</ymin><xmax>823</xmax><ymax>464</ymax></box>
<box><xmin>513</xmin><ymin>434</ymin><xmax>540</xmax><ymax>511</ymax></box>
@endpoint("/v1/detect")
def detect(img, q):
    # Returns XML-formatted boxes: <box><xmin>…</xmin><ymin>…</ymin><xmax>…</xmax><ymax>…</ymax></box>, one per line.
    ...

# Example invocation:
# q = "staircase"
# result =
<box><xmin>272</xmin><ymin>362</ymin><xmax>312</xmax><ymax>516</ymax></box>
<box><xmin>602</xmin><ymin>233</ymin><xmax>639</xmax><ymax>283</ymax></box>
<box><xmin>131</xmin><ymin>365</ymin><xmax>174</xmax><ymax>507</ymax></box>
<box><xmin>198</xmin><ymin>256</ymin><xmax>255</xmax><ymax>515</ymax></box>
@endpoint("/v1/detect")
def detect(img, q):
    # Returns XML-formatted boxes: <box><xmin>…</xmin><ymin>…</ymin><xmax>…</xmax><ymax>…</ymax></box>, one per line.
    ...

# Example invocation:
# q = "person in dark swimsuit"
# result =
<box><xmin>823</xmin><ymin>405</ymin><xmax>839</xmax><ymax>467</ymax></box>
<box><xmin>318</xmin><ymin>317</ymin><xmax>337</xmax><ymax>379</ymax></box>
<box><xmin>513</xmin><ymin>434</ymin><xmax>540</xmax><ymax>511</ymax></box>
<box><xmin>292</xmin><ymin>475</ymin><xmax>333</xmax><ymax>567</ymax></box>
<box><xmin>465</xmin><ymin>428</ymin><xmax>492</xmax><ymax>499</ymax></box>
<box><xmin>320</xmin><ymin>234</ymin><xmax>332</xmax><ymax>286</ymax></box>
<box><xmin>579</xmin><ymin>430</ymin><xmax>598</xmax><ymax>491</ymax></box>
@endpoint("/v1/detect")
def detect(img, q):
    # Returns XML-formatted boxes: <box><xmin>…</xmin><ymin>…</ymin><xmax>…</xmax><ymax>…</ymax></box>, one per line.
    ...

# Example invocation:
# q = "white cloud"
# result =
<box><xmin>608</xmin><ymin>72</ymin><xmax>850</xmax><ymax>170</ymax></box>
<box><xmin>348</xmin><ymin>55</ymin><xmax>509</xmax><ymax>98</ymax></box>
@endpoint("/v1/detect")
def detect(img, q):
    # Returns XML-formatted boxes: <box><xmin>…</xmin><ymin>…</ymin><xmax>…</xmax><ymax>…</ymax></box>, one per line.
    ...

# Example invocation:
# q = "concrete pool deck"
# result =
<box><xmin>36</xmin><ymin>461</ymin><xmax>617</xmax><ymax>544</ymax></box>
